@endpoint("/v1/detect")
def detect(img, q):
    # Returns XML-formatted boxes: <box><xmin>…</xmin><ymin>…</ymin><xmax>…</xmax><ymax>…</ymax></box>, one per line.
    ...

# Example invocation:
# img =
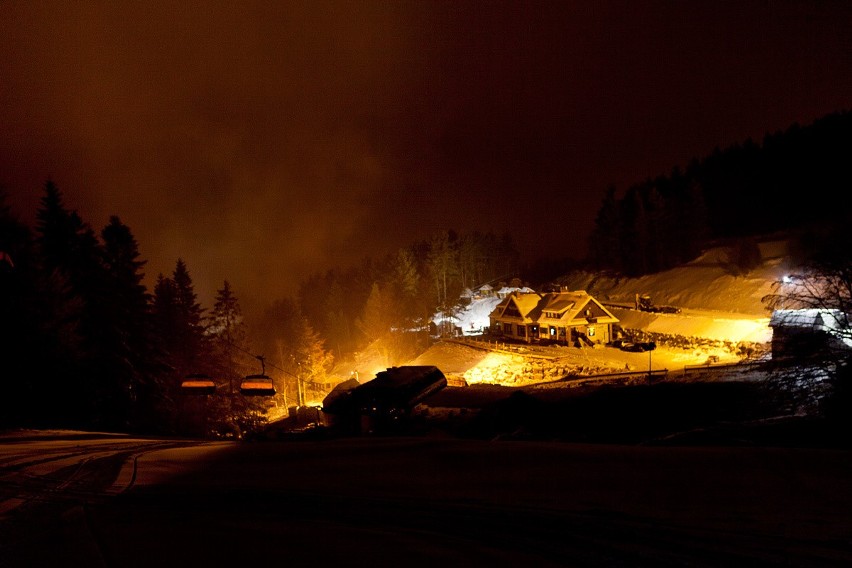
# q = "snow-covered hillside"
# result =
<box><xmin>438</xmin><ymin>243</ymin><xmax>789</xmax><ymax>344</ymax></box>
<box><xmin>331</xmin><ymin>243</ymin><xmax>791</xmax><ymax>390</ymax></box>
<box><xmin>555</xmin><ymin>241</ymin><xmax>792</xmax><ymax>316</ymax></box>
<box><xmin>432</xmin><ymin>286</ymin><xmax>534</xmax><ymax>336</ymax></box>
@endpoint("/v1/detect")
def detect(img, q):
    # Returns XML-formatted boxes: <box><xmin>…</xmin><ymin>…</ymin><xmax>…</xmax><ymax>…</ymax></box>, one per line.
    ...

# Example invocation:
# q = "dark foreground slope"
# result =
<box><xmin>270</xmin><ymin>365</ymin><xmax>851</xmax><ymax>450</ymax></box>
<box><xmin>413</xmin><ymin>376</ymin><xmax>850</xmax><ymax>449</ymax></box>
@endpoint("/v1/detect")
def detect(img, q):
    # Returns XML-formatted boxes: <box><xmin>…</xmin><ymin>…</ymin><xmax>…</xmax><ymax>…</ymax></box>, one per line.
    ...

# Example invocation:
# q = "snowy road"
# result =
<box><xmin>2</xmin><ymin>431</ymin><xmax>852</xmax><ymax>567</ymax></box>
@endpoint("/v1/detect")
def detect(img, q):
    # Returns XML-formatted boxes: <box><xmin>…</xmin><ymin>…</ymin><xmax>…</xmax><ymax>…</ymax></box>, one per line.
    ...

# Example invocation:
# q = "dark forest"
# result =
<box><xmin>2</xmin><ymin>110</ymin><xmax>850</xmax><ymax>436</ymax></box>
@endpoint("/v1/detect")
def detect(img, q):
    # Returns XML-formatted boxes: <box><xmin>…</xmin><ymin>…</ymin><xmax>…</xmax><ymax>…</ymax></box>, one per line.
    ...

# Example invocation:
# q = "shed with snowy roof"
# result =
<box><xmin>476</xmin><ymin>283</ymin><xmax>494</xmax><ymax>297</ymax></box>
<box><xmin>769</xmin><ymin>308</ymin><xmax>851</xmax><ymax>359</ymax></box>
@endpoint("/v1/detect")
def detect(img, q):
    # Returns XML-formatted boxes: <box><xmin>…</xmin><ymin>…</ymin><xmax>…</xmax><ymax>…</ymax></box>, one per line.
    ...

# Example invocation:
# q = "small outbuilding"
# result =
<box><xmin>769</xmin><ymin>308</ymin><xmax>851</xmax><ymax>359</ymax></box>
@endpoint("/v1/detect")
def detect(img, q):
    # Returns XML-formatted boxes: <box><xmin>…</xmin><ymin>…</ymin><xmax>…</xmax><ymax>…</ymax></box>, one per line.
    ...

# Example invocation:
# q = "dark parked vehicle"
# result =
<box><xmin>617</xmin><ymin>341</ymin><xmax>657</xmax><ymax>352</ymax></box>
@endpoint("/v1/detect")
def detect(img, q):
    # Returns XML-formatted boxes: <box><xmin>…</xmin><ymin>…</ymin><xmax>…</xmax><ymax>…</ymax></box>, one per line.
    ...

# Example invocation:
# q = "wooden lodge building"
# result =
<box><xmin>489</xmin><ymin>289</ymin><xmax>619</xmax><ymax>347</ymax></box>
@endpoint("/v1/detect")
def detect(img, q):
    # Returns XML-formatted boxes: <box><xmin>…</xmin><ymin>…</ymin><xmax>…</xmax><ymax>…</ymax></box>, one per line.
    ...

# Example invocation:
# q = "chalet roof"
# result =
<box><xmin>490</xmin><ymin>290</ymin><xmax>619</xmax><ymax>327</ymax></box>
<box><xmin>537</xmin><ymin>290</ymin><xmax>619</xmax><ymax>325</ymax></box>
<box><xmin>489</xmin><ymin>291</ymin><xmax>543</xmax><ymax>323</ymax></box>
<box><xmin>769</xmin><ymin>308</ymin><xmax>852</xmax><ymax>351</ymax></box>
<box><xmin>540</xmin><ymin>291</ymin><xmax>582</xmax><ymax>313</ymax></box>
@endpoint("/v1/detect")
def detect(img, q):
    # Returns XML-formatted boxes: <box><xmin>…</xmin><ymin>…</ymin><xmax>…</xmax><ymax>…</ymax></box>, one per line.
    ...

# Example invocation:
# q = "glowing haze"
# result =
<box><xmin>1</xmin><ymin>1</ymin><xmax>850</xmax><ymax>316</ymax></box>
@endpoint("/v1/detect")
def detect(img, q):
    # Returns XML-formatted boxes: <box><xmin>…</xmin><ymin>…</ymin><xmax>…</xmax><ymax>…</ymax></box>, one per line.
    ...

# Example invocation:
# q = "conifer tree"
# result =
<box><xmin>0</xmin><ymin>189</ymin><xmax>43</xmax><ymax>427</ymax></box>
<box><xmin>676</xmin><ymin>180</ymin><xmax>709</xmax><ymax>265</ymax></box>
<box><xmin>588</xmin><ymin>185</ymin><xmax>622</xmax><ymax>271</ymax></box>
<box><xmin>101</xmin><ymin>216</ymin><xmax>157</xmax><ymax>431</ymax></box>
<box><xmin>388</xmin><ymin>247</ymin><xmax>432</xmax><ymax>358</ymax></box>
<box><xmin>209</xmin><ymin>281</ymin><xmax>244</xmax><ymax>343</ymax></box>
<box><xmin>295</xmin><ymin>317</ymin><xmax>334</xmax><ymax>405</ymax></box>
<box><xmin>356</xmin><ymin>282</ymin><xmax>395</xmax><ymax>365</ymax></box>
<box><xmin>206</xmin><ymin>280</ymin><xmax>262</xmax><ymax>437</ymax></box>
<box><xmin>391</xmin><ymin>248</ymin><xmax>421</xmax><ymax>325</ymax></box>
<box><xmin>171</xmin><ymin>258</ymin><xmax>206</xmax><ymax>373</ymax></box>
<box><xmin>34</xmin><ymin>180</ymin><xmax>110</xmax><ymax>428</ymax></box>
<box><xmin>428</xmin><ymin>230</ymin><xmax>461</xmax><ymax>311</ymax></box>
<box><xmin>357</xmin><ymin>282</ymin><xmax>392</xmax><ymax>341</ymax></box>
<box><xmin>151</xmin><ymin>259</ymin><xmax>207</xmax><ymax>432</ymax></box>
<box><xmin>496</xmin><ymin>232</ymin><xmax>520</xmax><ymax>279</ymax></box>
<box><xmin>323</xmin><ymin>278</ymin><xmax>351</xmax><ymax>359</ymax></box>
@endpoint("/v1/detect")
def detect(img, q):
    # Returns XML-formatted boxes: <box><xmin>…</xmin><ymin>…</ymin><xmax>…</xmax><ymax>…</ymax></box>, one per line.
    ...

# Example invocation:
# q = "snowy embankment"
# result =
<box><xmin>443</xmin><ymin>244</ymin><xmax>787</xmax><ymax>344</ymax></box>
<box><xmin>556</xmin><ymin>244</ymin><xmax>790</xmax><ymax>317</ymax></box>
<box><xmin>612</xmin><ymin>306</ymin><xmax>772</xmax><ymax>344</ymax></box>
<box><xmin>555</xmin><ymin>243</ymin><xmax>790</xmax><ymax>345</ymax></box>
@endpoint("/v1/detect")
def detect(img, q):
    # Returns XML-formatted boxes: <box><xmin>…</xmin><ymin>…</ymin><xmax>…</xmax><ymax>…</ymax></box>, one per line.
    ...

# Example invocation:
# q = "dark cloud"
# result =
<box><xmin>2</xmin><ymin>1</ymin><xmax>850</xmax><ymax>316</ymax></box>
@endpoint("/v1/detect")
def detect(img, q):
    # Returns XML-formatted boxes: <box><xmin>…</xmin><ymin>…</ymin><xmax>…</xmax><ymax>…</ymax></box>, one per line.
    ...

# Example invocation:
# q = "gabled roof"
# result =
<box><xmin>489</xmin><ymin>292</ymin><xmax>543</xmax><ymax>323</ymax></box>
<box><xmin>769</xmin><ymin>309</ymin><xmax>847</xmax><ymax>331</ymax></box>
<box><xmin>769</xmin><ymin>308</ymin><xmax>852</xmax><ymax>350</ymax></box>
<box><xmin>536</xmin><ymin>290</ymin><xmax>619</xmax><ymax>326</ymax></box>
<box><xmin>490</xmin><ymin>290</ymin><xmax>619</xmax><ymax>327</ymax></box>
<box><xmin>540</xmin><ymin>292</ymin><xmax>579</xmax><ymax>313</ymax></box>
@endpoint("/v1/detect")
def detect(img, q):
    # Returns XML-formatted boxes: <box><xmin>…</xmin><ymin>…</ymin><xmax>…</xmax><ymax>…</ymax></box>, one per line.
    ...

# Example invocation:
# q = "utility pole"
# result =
<box><xmin>647</xmin><ymin>341</ymin><xmax>656</xmax><ymax>383</ymax></box>
<box><xmin>297</xmin><ymin>361</ymin><xmax>304</xmax><ymax>406</ymax></box>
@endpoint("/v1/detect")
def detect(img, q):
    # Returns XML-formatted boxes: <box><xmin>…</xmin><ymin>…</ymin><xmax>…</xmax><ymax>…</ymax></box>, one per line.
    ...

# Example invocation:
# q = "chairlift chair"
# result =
<box><xmin>240</xmin><ymin>374</ymin><xmax>276</xmax><ymax>396</ymax></box>
<box><xmin>180</xmin><ymin>374</ymin><xmax>216</xmax><ymax>395</ymax></box>
<box><xmin>240</xmin><ymin>354</ymin><xmax>276</xmax><ymax>396</ymax></box>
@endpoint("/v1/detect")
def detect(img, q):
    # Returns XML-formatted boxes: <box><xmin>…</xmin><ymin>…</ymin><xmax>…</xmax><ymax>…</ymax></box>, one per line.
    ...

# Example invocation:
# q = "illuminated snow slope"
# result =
<box><xmin>444</xmin><ymin>244</ymin><xmax>788</xmax><ymax>344</ymax></box>
<box><xmin>556</xmin><ymin>244</ymin><xmax>791</xmax><ymax>317</ymax></box>
<box><xmin>341</xmin><ymin>244</ymin><xmax>791</xmax><ymax>384</ymax></box>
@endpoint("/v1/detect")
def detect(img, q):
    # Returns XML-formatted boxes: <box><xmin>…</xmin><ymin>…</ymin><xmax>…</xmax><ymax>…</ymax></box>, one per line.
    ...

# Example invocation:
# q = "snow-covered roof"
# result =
<box><xmin>769</xmin><ymin>309</ymin><xmax>847</xmax><ymax>331</ymax></box>
<box><xmin>497</xmin><ymin>286</ymin><xmax>534</xmax><ymax>297</ymax></box>
<box><xmin>769</xmin><ymin>308</ymin><xmax>852</xmax><ymax>350</ymax></box>
<box><xmin>536</xmin><ymin>291</ymin><xmax>620</xmax><ymax>326</ymax></box>
<box><xmin>489</xmin><ymin>292</ymin><xmax>544</xmax><ymax>323</ymax></box>
<box><xmin>540</xmin><ymin>292</ymin><xmax>580</xmax><ymax>313</ymax></box>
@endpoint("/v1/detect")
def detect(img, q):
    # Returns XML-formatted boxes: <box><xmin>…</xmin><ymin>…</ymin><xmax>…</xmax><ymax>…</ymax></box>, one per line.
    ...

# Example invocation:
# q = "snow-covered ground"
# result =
<box><xmin>385</xmin><ymin>244</ymin><xmax>786</xmax><ymax>388</ymax></box>
<box><xmin>560</xmin><ymin>242</ymin><xmax>792</xmax><ymax>315</ymax></box>
<box><xmin>440</xmin><ymin>243</ymin><xmax>787</xmax><ymax>341</ymax></box>
<box><xmin>4</xmin><ymin>431</ymin><xmax>851</xmax><ymax>567</ymax></box>
<box><xmin>432</xmin><ymin>286</ymin><xmax>532</xmax><ymax>336</ymax></box>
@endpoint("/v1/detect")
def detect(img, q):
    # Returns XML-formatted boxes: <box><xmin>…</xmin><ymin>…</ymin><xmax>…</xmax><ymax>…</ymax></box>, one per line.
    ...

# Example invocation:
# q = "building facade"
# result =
<box><xmin>489</xmin><ymin>290</ymin><xmax>619</xmax><ymax>346</ymax></box>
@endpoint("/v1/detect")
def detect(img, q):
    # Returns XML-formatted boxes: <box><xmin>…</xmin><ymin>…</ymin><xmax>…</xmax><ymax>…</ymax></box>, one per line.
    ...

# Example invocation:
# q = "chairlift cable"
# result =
<box><xmin>217</xmin><ymin>335</ymin><xmax>321</xmax><ymax>386</ymax></box>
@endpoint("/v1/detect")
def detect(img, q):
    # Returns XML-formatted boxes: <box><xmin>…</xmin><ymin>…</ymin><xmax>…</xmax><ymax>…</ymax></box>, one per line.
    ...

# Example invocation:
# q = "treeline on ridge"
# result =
<box><xmin>586</xmin><ymin>109</ymin><xmax>852</xmax><ymax>276</ymax></box>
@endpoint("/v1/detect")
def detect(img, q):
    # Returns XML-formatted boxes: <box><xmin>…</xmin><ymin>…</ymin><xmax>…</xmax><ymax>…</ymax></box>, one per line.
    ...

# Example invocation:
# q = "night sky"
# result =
<box><xmin>2</xmin><ymin>1</ymin><xmax>850</xmax><ymax>316</ymax></box>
